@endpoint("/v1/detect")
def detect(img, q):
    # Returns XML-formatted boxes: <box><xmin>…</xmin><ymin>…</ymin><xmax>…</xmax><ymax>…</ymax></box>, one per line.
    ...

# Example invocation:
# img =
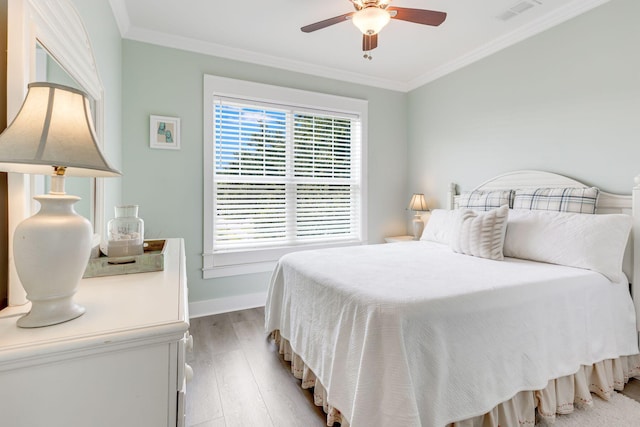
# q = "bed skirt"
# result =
<box><xmin>271</xmin><ymin>330</ymin><xmax>640</xmax><ymax>426</ymax></box>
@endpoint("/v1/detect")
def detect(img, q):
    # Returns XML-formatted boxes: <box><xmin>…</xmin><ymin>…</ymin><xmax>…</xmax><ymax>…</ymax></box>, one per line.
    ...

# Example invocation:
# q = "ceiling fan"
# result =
<box><xmin>301</xmin><ymin>0</ymin><xmax>447</xmax><ymax>59</ymax></box>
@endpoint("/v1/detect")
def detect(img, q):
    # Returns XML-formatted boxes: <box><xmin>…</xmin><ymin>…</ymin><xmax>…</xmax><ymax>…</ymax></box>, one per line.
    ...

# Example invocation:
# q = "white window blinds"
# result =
<box><xmin>213</xmin><ymin>97</ymin><xmax>362</xmax><ymax>251</ymax></box>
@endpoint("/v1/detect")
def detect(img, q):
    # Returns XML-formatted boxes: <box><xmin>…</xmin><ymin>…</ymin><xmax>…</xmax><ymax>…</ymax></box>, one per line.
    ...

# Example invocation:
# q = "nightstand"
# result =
<box><xmin>384</xmin><ymin>235</ymin><xmax>416</xmax><ymax>243</ymax></box>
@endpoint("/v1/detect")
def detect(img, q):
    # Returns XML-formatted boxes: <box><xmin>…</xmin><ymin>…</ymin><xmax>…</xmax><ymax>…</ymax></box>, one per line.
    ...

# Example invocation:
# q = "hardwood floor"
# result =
<box><xmin>186</xmin><ymin>307</ymin><xmax>640</xmax><ymax>427</ymax></box>
<box><xmin>186</xmin><ymin>307</ymin><xmax>327</xmax><ymax>427</ymax></box>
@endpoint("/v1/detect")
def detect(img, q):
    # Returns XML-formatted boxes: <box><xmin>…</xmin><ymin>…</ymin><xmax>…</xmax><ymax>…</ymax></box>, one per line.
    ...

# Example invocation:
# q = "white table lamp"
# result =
<box><xmin>0</xmin><ymin>82</ymin><xmax>120</xmax><ymax>328</ymax></box>
<box><xmin>409</xmin><ymin>193</ymin><xmax>429</xmax><ymax>240</ymax></box>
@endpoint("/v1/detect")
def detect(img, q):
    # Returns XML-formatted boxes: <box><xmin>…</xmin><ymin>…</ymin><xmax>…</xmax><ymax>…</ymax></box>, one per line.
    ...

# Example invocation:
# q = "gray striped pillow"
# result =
<box><xmin>449</xmin><ymin>205</ymin><xmax>509</xmax><ymax>261</ymax></box>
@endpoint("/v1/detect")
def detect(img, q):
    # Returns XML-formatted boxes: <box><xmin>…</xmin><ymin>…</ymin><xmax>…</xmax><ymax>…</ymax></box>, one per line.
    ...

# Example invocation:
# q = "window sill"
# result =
<box><xmin>202</xmin><ymin>261</ymin><xmax>277</xmax><ymax>279</ymax></box>
<box><xmin>202</xmin><ymin>240</ymin><xmax>365</xmax><ymax>279</ymax></box>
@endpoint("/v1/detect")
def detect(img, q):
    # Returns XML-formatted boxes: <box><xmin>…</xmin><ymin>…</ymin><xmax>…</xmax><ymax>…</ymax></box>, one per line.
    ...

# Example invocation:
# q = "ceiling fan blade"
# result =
<box><xmin>388</xmin><ymin>8</ymin><xmax>447</xmax><ymax>26</ymax></box>
<box><xmin>301</xmin><ymin>12</ymin><xmax>354</xmax><ymax>33</ymax></box>
<box><xmin>362</xmin><ymin>33</ymin><xmax>378</xmax><ymax>51</ymax></box>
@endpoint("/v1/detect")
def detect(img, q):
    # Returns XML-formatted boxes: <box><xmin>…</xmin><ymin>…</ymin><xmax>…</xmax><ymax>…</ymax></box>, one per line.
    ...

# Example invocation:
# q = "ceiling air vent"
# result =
<box><xmin>497</xmin><ymin>0</ymin><xmax>542</xmax><ymax>21</ymax></box>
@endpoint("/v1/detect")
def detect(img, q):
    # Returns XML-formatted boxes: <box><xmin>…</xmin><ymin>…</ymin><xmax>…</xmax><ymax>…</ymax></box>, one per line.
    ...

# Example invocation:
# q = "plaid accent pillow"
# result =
<box><xmin>457</xmin><ymin>190</ymin><xmax>514</xmax><ymax>211</ymax></box>
<box><xmin>513</xmin><ymin>187</ymin><xmax>599</xmax><ymax>214</ymax></box>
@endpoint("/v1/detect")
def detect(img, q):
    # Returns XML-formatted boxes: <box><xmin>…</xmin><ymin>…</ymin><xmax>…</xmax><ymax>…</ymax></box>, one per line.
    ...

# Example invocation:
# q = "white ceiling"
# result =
<box><xmin>108</xmin><ymin>0</ymin><xmax>609</xmax><ymax>92</ymax></box>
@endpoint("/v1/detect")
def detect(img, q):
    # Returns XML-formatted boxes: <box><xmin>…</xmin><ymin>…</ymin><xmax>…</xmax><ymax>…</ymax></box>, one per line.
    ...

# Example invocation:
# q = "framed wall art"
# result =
<box><xmin>150</xmin><ymin>115</ymin><xmax>180</xmax><ymax>150</ymax></box>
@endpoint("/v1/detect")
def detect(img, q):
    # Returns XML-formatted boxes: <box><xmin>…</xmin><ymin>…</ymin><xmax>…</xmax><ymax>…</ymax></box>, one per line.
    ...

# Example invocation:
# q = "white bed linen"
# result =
<box><xmin>265</xmin><ymin>241</ymin><xmax>638</xmax><ymax>427</ymax></box>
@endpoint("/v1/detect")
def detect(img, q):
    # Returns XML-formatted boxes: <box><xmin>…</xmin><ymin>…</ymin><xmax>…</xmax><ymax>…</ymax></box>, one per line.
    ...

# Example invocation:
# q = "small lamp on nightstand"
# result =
<box><xmin>408</xmin><ymin>193</ymin><xmax>429</xmax><ymax>240</ymax></box>
<box><xmin>0</xmin><ymin>82</ymin><xmax>121</xmax><ymax>328</ymax></box>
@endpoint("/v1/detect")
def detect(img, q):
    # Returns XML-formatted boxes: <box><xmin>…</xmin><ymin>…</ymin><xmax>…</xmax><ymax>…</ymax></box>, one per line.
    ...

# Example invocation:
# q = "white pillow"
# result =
<box><xmin>503</xmin><ymin>209</ymin><xmax>632</xmax><ymax>282</ymax></box>
<box><xmin>449</xmin><ymin>205</ymin><xmax>509</xmax><ymax>261</ymax></box>
<box><xmin>420</xmin><ymin>209</ymin><xmax>457</xmax><ymax>244</ymax></box>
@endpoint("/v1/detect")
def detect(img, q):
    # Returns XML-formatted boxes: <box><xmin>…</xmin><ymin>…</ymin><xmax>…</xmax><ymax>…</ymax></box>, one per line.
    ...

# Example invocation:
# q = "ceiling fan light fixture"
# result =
<box><xmin>352</xmin><ymin>7</ymin><xmax>391</xmax><ymax>35</ymax></box>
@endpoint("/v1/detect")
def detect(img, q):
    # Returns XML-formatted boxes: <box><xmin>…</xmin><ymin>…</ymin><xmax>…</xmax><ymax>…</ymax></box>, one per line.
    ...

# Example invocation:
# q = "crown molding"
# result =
<box><xmin>117</xmin><ymin>24</ymin><xmax>410</xmax><ymax>92</ymax></box>
<box><xmin>109</xmin><ymin>0</ymin><xmax>609</xmax><ymax>94</ymax></box>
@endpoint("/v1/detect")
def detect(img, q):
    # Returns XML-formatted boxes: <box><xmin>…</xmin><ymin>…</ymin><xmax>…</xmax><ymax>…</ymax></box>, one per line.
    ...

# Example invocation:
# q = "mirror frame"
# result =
<box><xmin>6</xmin><ymin>0</ymin><xmax>105</xmax><ymax>305</ymax></box>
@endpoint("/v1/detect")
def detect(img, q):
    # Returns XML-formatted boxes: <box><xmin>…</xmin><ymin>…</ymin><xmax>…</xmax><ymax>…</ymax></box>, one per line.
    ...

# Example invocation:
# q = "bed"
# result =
<box><xmin>264</xmin><ymin>170</ymin><xmax>640</xmax><ymax>426</ymax></box>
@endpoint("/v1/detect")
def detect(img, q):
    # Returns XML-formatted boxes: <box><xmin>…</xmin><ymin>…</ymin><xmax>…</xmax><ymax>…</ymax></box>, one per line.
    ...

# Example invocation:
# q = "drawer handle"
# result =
<box><xmin>185</xmin><ymin>363</ymin><xmax>194</xmax><ymax>383</ymax></box>
<box><xmin>186</xmin><ymin>334</ymin><xmax>194</xmax><ymax>352</ymax></box>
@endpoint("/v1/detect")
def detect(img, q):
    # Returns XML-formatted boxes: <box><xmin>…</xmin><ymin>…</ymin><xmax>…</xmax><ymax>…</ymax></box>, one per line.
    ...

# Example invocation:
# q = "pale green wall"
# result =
<box><xmin>408</xmin><ymin>0</ymin><xmax>640</xmax><ymax>206</ymax></box>
<box><xmin>70</xmin><ymin>0</ymin><xmax>123</xmax><ymax>229</ymax></box>
<box><xmin>121</xmin><ymin>41</ymin><xmax>408</xmax><ymax>303</ymax></box>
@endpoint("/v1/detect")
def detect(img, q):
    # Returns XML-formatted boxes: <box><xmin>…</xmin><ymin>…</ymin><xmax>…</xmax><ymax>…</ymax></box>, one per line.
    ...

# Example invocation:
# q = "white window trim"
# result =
<box><xmin>203</xmin><ymin>75</ymin><xmax>368</xmax><ymax>279</ymax></box>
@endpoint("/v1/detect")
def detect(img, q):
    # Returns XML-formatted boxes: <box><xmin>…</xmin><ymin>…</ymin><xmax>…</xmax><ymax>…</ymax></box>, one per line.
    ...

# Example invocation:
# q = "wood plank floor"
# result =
<box><xmin>186</xmin><ymin>307</ymin><xmax>327</xmax><ymax>427</ymax></box>
<box><xmin>186</xmin><ymin>307</ymin><xmax>640</xmax><ymax>427</ymax></box>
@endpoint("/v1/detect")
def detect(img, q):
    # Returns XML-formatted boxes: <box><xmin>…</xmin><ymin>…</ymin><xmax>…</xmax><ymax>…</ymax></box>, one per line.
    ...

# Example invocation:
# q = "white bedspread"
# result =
<box><xmin>264</xmin><ymin>241</ymin><xmax>638</xmax><ymax>427</ymax></box>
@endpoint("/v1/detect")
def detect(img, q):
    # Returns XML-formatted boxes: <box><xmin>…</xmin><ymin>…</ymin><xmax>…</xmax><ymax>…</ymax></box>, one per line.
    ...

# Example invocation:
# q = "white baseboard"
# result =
<box><xmin>188</xmin><ymin>291</ymin><xmax>267</xmax><ymax>318</ymax></box>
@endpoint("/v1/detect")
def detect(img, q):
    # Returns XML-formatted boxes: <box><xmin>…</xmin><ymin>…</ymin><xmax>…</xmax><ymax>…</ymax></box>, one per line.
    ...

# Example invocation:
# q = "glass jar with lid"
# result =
<box><xmin>107</xmin><ymin>205</ymin><xmax>144</xmax><ymax>257</ymax></box>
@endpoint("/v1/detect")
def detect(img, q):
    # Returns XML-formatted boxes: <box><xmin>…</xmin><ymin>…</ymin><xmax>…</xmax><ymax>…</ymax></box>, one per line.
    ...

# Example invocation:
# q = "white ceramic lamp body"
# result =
<box><xmin>14</xmin><ymin>194</ymin><xmax>91</xmax><ymax>327</ymax></box>
<box><xmin>412</xmin><ymin>213</ymin><xmax>425</xmax><ymax>240</ymax></box>
<box><xmin>408</xmin><ymin>193</ymin><xmax>429</xmax><ymax>240</ymax></box>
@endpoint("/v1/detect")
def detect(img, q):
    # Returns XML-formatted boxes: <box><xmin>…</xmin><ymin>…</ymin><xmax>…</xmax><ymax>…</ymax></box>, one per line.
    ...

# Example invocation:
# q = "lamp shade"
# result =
<box><xmin>352</xmin><ymin>7</ymin><xmax>391</xmax><ymax>35</ymax></box>
<box><xmin>409</xmin><ymin>193</ymin><xmax>428</xmax><ymax>211</ymax></box>
<box><xmin>0</xmin><ymin>82</ymin><xmax>120</xmax><ymax>177</ymax></box>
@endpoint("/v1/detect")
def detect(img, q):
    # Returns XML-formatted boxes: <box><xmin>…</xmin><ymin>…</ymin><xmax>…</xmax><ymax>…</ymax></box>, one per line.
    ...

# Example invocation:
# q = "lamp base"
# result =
<box><xmin>412</xmin><ymin>214</ymin><xmax>424</xmax><ymax>240</ymax></box>
<box><xmin>14</xmin><ymin>194</ymin><xmax>92</xmax><ymax>328</ymax></box>
<box><xmin>17</xmin><ymin>298</ymin><xmax>85</xmax><ymax>328</ymax></box>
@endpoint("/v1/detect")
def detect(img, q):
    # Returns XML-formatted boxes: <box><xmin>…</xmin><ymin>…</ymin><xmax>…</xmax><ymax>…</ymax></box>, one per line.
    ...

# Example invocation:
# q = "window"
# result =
<box><xmin>203</xmin><ymin>75</ymin><xmax>368</xmax><ymax>278</ymax></box>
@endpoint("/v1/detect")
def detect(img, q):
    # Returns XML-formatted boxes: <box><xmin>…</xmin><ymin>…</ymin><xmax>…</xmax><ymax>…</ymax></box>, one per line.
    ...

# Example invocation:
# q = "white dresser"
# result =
<box><xmin>0</xmin><ymin>238</ymin><xmax>190</xmax><ymax>427</ymax></box>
